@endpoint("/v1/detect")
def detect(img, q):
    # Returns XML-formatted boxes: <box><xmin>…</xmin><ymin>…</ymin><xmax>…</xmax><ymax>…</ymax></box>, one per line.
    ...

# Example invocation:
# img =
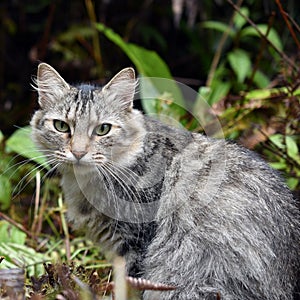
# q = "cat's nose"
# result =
<box><xmin>72</xmin><ymin>150</ymin><xmax>87</xmax><ymax>161</ymax></box>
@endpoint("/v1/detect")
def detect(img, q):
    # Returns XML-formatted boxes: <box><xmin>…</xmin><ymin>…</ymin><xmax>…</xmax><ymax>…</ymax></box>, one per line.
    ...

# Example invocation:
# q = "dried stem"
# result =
<box><xmin>58</xmin><ymin>194</ymin><xmax>71</xmax><ymax>262</ymax></box>
<box><xmin>248</xmin><ymin>12</ymin><xmax>275</xmax><ymax>88</ymax></box>
<box><xmin>85</xmin><ymin>0</ymin><xmax>103</xmax><ymax>75</ymax></box>
<box><xmin>31</xmin><ymin>171</ymin><xmax>41</xmax><ymax>237</ymax></box>
<box><xmin>206</xmin><ymin>0</ymin><xmax>244</xmax><ymax>87</ymax></box>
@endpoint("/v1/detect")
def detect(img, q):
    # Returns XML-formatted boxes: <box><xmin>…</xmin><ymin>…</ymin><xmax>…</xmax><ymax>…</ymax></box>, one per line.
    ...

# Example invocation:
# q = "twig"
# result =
<box><xmin>226</xmin><ymin>0</ymin><xmax>298</xmax><ymax>72</ymax></box>
<box><xmin>126</xmin><ymin>276</ymin><xmax>177</xmax><ymax>291</ymax></box>
<box><xmin>36</xmin><ymin>182</ymin><xmax>49</xmax><ymax>239</ymax></box>
<box><xmin>257</xmin><ymin>128</ymin><xmax>300</xmax><ymax>170</ymax></box>
<box><xmin>286</xmin><ymin>12</ymin><xmax>300</xmax><ymax>34</ymax></box>
<box><xmin>37</xmin><ymin>2</ymin><xmax>56</xmax><ymax>60</ymax></box>
<box><xmin>275</xmin><ymin>0</ymin><xmax>300</xmax><ymax>50</ymax></box>
<box><xmin>102</xmin><ymin>276</ymin><xmax>177</xmax><ymax>294</ymax></box>
<box><xmin>0</xmin><ymin>212</ymin><xmax>36</xmax><ymax>240</ymax></box>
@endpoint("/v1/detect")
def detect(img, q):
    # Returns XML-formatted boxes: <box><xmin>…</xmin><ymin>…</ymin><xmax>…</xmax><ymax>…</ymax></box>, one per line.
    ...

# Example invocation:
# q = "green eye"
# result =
<box><xmin>53</xmin><ymin>120</ymin><xmax>70</xmax><ymax>133</ymax></box>
<box><xmin>94</xmin><ymin>123</ymin><xmax>112</xmax><ymax>136</ymax></box>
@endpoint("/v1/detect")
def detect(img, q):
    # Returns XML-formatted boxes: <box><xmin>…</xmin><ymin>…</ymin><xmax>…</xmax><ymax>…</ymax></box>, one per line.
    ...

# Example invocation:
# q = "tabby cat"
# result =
<box><xmin>31</xmin><ymin>63</ymin><xmax>300</xmax><ymax>300</ymax></box>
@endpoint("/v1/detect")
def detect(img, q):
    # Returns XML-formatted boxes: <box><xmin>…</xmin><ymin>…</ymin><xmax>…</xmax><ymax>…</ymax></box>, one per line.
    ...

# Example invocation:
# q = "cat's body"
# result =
<box><xmin>31</xmin><ymin>63</ymin><xmax>300</xmax><ymax>300</ymax></box>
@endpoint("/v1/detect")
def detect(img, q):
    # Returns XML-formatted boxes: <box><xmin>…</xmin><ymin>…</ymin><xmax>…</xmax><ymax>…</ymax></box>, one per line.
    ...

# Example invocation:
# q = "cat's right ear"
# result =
<box><xmin>33</xmin><ymin>63</ymin><xmax>70</xmax><ymax>108</ymax></box>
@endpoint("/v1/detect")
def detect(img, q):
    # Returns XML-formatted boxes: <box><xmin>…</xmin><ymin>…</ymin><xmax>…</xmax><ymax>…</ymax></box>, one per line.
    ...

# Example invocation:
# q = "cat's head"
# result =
<box><xmin>31</xmin><ymin>63</ymin><xmax>145</xmax><ymax>171</ymax></box>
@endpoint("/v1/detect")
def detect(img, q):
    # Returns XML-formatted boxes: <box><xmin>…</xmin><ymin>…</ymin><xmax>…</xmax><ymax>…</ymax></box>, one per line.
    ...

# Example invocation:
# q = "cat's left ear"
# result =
<box><xmin>103</xmin><ymin>67</ymin><xmax>136</xmax><ymax>112</ymax></box>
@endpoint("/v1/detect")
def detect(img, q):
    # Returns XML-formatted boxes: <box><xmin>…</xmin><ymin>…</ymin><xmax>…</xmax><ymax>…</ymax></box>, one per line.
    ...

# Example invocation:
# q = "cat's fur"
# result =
<box><xmin>31</xmin><ymin>63</ymin><xmax>300</xmax><ymax>300</ymax></box>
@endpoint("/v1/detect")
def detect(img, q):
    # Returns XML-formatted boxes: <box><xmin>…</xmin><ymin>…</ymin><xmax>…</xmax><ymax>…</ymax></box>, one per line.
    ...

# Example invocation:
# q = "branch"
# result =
<box><xmin>226</xmin><ymin>0</ymin><xmax>298</xmax><ymax>72</ymax></box>
<box><xmin>275</xmin><ymin>0</ymin><xmax>300</xmax><ymax>50</ymax></box>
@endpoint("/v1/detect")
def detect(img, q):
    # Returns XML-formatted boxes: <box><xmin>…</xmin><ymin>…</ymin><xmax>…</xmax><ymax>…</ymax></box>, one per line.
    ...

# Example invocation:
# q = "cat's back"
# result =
<box><xmin>160</xmin><ymin>130</ymin><xmax>298</xmax><ymax>223</ymax></box>
<box><xmin>142</xmin><ymin>115</ymin><xmax>297</xmax><ymax>216</ymax></box>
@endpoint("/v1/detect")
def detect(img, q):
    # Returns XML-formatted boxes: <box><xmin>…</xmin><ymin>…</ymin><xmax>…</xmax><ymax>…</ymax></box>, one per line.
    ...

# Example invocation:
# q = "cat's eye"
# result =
<box><xmin>53</xmin><ymin>120</ymin><xmax>70</xmax><ymax>133</ymax></box>
<box><xmin>93</xmin><ymin>123</ymin><xmax>112</xmax><ymax>136</ymax></box>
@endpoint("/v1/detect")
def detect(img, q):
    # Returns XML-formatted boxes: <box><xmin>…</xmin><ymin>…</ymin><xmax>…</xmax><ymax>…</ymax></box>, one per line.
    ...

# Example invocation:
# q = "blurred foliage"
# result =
<box><xmin>0</xmin><ymin>0</ymin><xmax>300</xmax><ymax>298</ymax></box>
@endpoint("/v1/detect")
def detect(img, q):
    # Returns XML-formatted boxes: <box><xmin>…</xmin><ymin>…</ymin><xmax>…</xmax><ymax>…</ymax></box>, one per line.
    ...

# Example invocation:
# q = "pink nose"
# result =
<box><xmin>72</xmin><ymin>151</ymin><xmax>87</xmax><ymax>160</ymax></box>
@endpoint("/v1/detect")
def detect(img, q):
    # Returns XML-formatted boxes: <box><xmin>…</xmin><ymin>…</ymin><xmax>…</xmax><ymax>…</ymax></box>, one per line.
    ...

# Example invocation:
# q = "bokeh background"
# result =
<box><xmin>0</xmin><ymin>2</ymin><xmax>300</xmax><ymax>296</ymax></box>
<box><xmin>1</xmin><ymin>0</ymin><xmax>299</xmax><ymax>195</ymax></box>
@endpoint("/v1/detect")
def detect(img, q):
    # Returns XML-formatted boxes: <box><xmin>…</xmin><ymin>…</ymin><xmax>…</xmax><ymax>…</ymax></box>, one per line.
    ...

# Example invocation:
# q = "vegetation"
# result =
<box><xmin>0</xmin><ymin>0</ymin><xmax>299</xmax><ymax>298</ymax></box>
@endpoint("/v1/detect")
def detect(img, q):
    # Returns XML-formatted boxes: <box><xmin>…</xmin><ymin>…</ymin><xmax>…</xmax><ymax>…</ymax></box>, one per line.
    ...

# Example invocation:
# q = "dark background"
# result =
<box><xmin>0</xmin><ymin>0</ymin><xmax>299</xmax><ymax>134</ymax></box>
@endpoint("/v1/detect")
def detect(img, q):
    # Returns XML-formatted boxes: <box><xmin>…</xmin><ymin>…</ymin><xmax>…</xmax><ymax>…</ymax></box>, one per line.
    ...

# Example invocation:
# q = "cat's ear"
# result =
<box><xmin>33</xmin><ymin>63</ymin><xmax>70</xmax><ymax>108</ymax></box>
<box><xmin>103</xmin><ymin>68</ymin><xmax>136</xmax><ymax>111</ymax></box>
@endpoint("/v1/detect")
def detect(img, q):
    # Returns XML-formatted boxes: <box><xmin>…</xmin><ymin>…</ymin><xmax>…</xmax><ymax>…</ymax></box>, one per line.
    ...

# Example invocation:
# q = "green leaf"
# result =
<box><xmin>269</xmin><ymin>134</ymin><xmax>284</xmax><ymax>149</ymax></box>
<box><xmin>0</xmin><ymin>175</ymin><xmax>11</xmax><ymax>210</ymax></box>
<box><xmin>95</xmin><ymin>23</ymin><xmax>185</xmax><ymax>116</ymax></box>
<box><xmin>201</xmin><ymin>21</ymin><xmax>235</xmax><ymax>38</ymax></box>
<box><xmin>57</xmin><ymin>24</ymin><xmax>95</xmax><ymax>43</ymax></box>
<box><xmin>0</xmin><ymin>242</ymin><xmax>48</xmax><ymax>276</ymax></box>
<box><xmin>227</xmin><ymin>49</ymin><xmax>251</xmax><ymax>83</ymax></box>
<box><xmin>269</xmin><ymin>161</ymin><xmax>287</xmax><ymax>170</ymax></box>
<box><xmin>138</xmin><ymin>76</ymin><xmax>186</xmax><ymax>117</ymax></box>
<box><xmin>95</xmin><ymin>23</ymin><xmax>172</xmax><ymax>79</ymax></box>
<box><xmin>286</xmin><ymin>136</ymin><xmax>299</xmax><ymax>162</ymax></box>
<box><xmin>0</xmin><ymin>130</ymin><xmax>4</xmax><ymax>143</ymax></box>
<box><xmin>5</xmin><ymin>127</ymin><xmax>49</xmax><ymax>169</ymax></box>
<box><xmin>207</xmin><ymin>81</ymin><xmax>231</xmax><ymax>105</ymax></box>
<box><xmin>233</xmin><ymin>7</ymin><xmax>249</xmax><ymax>30</ymax></box>
<box><xmin>252</xmin><ymin>70</ymin><xmax>270</xmax><ymax>88</ymax></box>
<box><xmin>240</xmin><ymin>25</ymin><xmax>283</xmax><ymax>51</ymax></box>
<box><xmin>0</xmin><ymin>221</ymin><xmax>26</xmax><ymax>245</ymax></box>
<box><xmin>286</xmin><ymin>177</ymin><xmax>299</xmax><ymax>190</ymax></box>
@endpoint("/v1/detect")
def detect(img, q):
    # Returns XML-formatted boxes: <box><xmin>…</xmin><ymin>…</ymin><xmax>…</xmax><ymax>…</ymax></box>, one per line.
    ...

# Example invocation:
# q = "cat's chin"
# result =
<box><xmin>74</xmin><ymin>163</ymin><xmax>98</xmax><ymax>174</ymax></box>
<box><xmin>61</xmin><ymin>162</ymin><xmax>98</xmax><ymax>176</ymax></box>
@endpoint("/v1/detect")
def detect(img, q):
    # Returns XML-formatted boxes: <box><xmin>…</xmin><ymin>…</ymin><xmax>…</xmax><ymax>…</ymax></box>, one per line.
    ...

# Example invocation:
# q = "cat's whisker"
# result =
<box><xmin>99</xmin><ymin>164</ymin><xmax>130</xmax><ymax>220</ymax></box>
<box><xmin>92</xmin><ymin>165</ymin><xmax>126</xmax><ymax>246</ymax></box>
<box><xmin>1</xmin><ymin>154</ymin><xmax>54</xmax><ymax>188</ymax></box>
<box><xmin>106</xmin><ymin>161</ymin><xmax>152</xmax><ymax>201</ymax></box>
<box><xmin>107</xmin><ymin>163</ymin><xmax>156</xmax><ymax>241</ymax></box>
<box><xmin>11</xmin><ymin>158</ymin><xmax>59</xmax><ymax>197</ymax></box>
<box><xmin>101</xmin><ymin>163</ymin><xmax>146</xmax><ymax>224</ymax></box>
<box><xmin>1</xmin><ymin>149</ymin><xmax>52</xmax><ymax>174</ymax></box>
<box><xmin>106</xmin><ymin>161</ymin><xmax>156</xmax><ymax>223</ymax></box>
<box><xmin>105</xmin><ymin>162</ymin><xmax>150</xmax><ymax>219</ymax></box>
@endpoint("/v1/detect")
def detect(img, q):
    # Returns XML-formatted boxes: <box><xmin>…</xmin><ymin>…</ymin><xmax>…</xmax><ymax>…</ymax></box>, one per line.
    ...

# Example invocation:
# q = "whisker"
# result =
<box><xmin>101</xmin><ymin>163</ymin><xmax>146</xmax><ymax>224</ymax></box>
<box><xmin>96</xmin><ymin>165</ymin><xmax>122</xmax><ymax>217</ymax></box>
<box><xmin>1</xmin><ymin>150</ymin><xmax>53</xmax><ymax>177</ymax></box>
<box><xmin>0</xmin><ymin>156</ymin><xmax>53</xmax><ymax>191</ymax></box>
<box><xmin>93</xmin><ymin>166</ymin><xmax>123</xmax><ymax>247</ymax></box>
<box><xmin>11</xmin><ymin>158</ymin><xmax>59</xmax><ymax>197</ymax></box>
<box><xmin>106</xmin><ymin>161</ymin><xmax>151</xmax><ymax>204</ymax></box>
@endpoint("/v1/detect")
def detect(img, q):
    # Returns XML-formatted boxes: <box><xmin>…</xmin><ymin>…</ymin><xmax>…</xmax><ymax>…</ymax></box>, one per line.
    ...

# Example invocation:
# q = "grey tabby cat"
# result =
<box><xmin>31</xmin><ymin>63</ymin><xmax>300</xmax><ymax>300</ymax></box>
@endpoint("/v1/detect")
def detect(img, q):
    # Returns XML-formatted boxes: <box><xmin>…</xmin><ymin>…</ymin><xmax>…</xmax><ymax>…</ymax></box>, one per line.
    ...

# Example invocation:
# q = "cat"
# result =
<box><xmin>31</xmin><ymin>62</ymin><xmax>300</xmax><ymax>300</ymax></box>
